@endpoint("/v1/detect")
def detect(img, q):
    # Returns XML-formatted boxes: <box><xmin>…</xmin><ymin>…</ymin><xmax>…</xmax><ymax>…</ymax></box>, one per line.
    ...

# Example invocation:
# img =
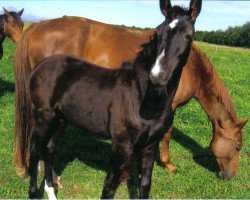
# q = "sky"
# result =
<box><xmin>0</xmin><ymin>0</ymin><xmax>250</xmax><ymax>31</ymax></box>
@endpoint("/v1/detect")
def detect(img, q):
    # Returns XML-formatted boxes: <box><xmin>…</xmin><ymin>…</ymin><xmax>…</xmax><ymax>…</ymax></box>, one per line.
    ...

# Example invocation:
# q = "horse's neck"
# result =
<box><xmin>195</xmin><ymin>47</ymin><xmax>237</xmax><ymax>127</ymax></box>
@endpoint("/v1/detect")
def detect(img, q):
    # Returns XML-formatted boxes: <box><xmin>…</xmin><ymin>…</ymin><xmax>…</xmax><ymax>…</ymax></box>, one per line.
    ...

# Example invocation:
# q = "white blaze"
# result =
<box><xmin>169</xmin><ymin>19</ymin><xmax>179</xmax><ymax>29</ymax></box>
<box><xmin>45</xmin><ymin>180</ymin><xmax>57</xmax><ymax>200</ymax></box>
<box><xmin>151</xmin><ymin>50</ymin><xmax>165</xmax><ymax>77</ymax></box>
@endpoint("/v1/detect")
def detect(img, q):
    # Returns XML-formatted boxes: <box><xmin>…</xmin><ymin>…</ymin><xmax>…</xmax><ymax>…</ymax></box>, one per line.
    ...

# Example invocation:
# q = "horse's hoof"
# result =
<box><xmin>120</xmin><ymin>177</ymin><xmax>129</xmax><ymax>185</ymax></box>
<box><xmin>54</xmin><ymin>180</ymin><xmax>63</xmax><ymax>189</ymax></box>
<box><xmin>17</xmin><ymin>166</ymin><xmax>29</xmax><ymax>178</ymax></box>
<box><xmin>165</xmin><ymin>164</ymin><xmax>177</xmax><ymax>174</ymax></box>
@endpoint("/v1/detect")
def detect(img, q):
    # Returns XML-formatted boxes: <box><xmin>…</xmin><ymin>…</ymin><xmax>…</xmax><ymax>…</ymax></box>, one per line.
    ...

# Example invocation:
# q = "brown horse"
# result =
<box><xmin>0</xmin><ymin>8</ymin><xmax>24</xmax><ymax>59</ymax></box>
<box><xmin>14</xmin><ymin>0</ymin><xmax>246</xmax><ymax>184</ymax></box>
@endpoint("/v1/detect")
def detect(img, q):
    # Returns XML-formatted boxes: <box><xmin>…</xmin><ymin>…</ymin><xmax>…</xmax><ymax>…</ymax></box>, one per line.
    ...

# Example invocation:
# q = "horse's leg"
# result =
<box><xmin>44</xmin><ymin>118</ymin><xmax>67</xmax><ymax>199</ymax></box>
<box><xmin>138</xmin><ymin>142</ymin><xmax>159</xmax><ymax>199</ymax></box>
<box><xmin>101</xmin><ymin>141</ymin><xmax>133</xmax><ymax>199</ymax></box>
<box><xmin>160</xmin><ymin>126</ymin><xmax>176</xmax><ymax>173</ymax></box>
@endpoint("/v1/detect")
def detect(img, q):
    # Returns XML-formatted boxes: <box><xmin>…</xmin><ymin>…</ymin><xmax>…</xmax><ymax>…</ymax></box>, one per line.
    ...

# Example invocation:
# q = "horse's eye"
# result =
<box><xmin>235</xmin><ymin>146</ymin><xmax>242</xmax><ymax>151</ymax></box>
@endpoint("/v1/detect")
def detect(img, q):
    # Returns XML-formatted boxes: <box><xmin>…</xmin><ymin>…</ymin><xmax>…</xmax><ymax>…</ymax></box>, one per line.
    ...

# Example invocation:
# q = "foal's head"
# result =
<box><xmin>211</xmin><ymin>119</ymin><xmax>247</xmax><ymax>180</ymax></box>
<box><xmin>150</xmin><ymin>0</ymin><xmax>202</xmax><ymax>86</ymax></box>
<box><xmin>1</xmin><ymin>8</ymin><xmax>24</xmax><ymax>42</ymax></box>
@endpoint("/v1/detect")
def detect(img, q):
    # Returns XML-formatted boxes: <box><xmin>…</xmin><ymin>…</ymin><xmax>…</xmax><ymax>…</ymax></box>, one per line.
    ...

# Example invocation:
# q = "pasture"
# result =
<box><xmin>0</xmin><ymin>38</ymin><xmax>249</xmax><ymax>198</ymax></box>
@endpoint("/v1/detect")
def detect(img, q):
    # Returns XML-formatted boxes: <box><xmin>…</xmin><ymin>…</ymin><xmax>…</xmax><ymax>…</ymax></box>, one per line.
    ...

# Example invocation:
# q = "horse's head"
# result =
<box><xmin>211</xmin><ymin>118</ymin><xmax>247</xmax><ymax>180</ymax></box>
<box><xmin>150</xmin><ymin>0</ymin><xmax>202</xmax><ymax>86</ymax></box>
<box><xmin>2</xmin><ymin>7</ymin><xmax>24</xmax><ymax>43</ymax></box>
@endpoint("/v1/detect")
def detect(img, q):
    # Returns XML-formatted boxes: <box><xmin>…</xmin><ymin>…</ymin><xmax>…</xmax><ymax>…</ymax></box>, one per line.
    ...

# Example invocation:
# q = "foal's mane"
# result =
<box><xmin>193</xmin><ymin>44</ymin><xmax>237</xmax><ymax>120</ymax></box>
<box><xmin>132</xmin><ymin>32</ymin><xmax>158</xmax><ymax>71</ymax></box>
<box><xmin>0</xmin><ymin>14</ymin><xmax>5</xmax><ymax>33</ymax></box>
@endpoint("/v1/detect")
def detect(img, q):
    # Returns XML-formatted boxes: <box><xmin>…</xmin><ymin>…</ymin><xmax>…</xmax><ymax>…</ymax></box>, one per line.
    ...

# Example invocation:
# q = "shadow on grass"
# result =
<box><xmin>157</xmin><ymin>127</ymin><xmax>217</xmax><ymax>173</ymax></box>
<box><xmin>52</xmin><ymin>125</ymin><xmax>217</xmax><ymax>198</ymax></box>
<box><xmin>0</xmin><ymin>78</ymin><xmax>15</xmax><ymax>97</ymax></box>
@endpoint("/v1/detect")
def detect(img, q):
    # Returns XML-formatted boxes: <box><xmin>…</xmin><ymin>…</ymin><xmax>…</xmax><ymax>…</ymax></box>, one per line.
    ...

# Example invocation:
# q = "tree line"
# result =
<box><xmin>194</xmin><ymin>22</ymin><xmax>250</xmax><ymax>48</ymax></box>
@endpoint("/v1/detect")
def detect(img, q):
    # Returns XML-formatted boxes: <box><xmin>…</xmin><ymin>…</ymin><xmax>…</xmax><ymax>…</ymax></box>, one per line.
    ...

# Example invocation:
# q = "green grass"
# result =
<box><xmin>0</xmin><ymin>38</ymin><xmax>249</xmax><ymax>199</ymax></box>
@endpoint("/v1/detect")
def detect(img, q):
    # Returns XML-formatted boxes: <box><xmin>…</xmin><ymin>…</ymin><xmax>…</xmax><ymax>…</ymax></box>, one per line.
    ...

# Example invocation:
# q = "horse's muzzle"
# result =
<box><xmin>218</xmin><ymin>170</ymin><xmax>235</xmax><ymax>180</ymax></box>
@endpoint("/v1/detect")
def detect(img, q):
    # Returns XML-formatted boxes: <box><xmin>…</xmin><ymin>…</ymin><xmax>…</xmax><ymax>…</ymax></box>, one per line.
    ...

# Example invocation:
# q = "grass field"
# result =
<box><xmin>0</xmin><ymin>38</ymin><xmax>249</xmax><ymax>199</ymax></box>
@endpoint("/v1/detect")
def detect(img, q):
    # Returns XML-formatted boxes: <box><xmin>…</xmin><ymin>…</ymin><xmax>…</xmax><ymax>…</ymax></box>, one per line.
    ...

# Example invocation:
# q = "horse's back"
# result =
<box><xmin>25</xmin><ymin>16</ymin><xmax>154</xmax><ymax>69</ymax></box>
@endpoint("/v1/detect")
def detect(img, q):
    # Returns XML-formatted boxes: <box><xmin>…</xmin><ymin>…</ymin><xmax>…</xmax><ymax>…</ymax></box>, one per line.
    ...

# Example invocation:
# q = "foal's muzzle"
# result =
<box><xmin>150</xmin><ymin>70</ymin><xmax>171</xmax><ymax>86</ymax></box>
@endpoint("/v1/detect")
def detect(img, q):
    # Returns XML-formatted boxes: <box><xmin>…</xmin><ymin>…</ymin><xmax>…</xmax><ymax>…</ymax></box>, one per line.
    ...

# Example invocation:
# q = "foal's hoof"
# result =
<box><xmin>17</xmin><ymin>166</ymin><xmax>29</xmax><ymax>178</ymax></box>
<box><xmin>165</xmin><ymin>164</ymin><xmax>177</xmax><ymax>174</ymax></box>
<box><xmin>29</xmin><ymin>187</ymin><xmax>38</xmax><ymax>199</ymax></box>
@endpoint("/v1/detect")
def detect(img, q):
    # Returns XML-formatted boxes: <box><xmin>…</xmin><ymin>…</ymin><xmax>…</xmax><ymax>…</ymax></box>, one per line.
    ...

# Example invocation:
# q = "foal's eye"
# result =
<box><xmin>184</xmin><ymin>35</ymin><xmax>191</xmax><ymax>42</ymax></box>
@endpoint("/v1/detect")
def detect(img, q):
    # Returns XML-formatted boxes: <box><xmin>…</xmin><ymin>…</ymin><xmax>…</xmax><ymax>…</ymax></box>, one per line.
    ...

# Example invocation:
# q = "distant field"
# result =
<box><xmin>0</xmin><ymin>39</ymin><xmax>249</xmax><ymax>198</ymax></box>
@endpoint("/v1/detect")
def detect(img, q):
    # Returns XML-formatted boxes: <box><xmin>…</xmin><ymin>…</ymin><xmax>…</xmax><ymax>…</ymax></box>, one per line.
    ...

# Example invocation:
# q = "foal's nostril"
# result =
<box><xmin>150</xmin><ymin>70</ymin><xmax>165</xmax><ymax>84</ymax></box>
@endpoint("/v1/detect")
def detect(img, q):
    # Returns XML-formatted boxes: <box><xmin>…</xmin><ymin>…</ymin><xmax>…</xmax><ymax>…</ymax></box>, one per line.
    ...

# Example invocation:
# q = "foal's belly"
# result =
<box><xmin>59</xmin><ymin>84</ymin><xmax>112</xmax><ymax>135</ymax></box>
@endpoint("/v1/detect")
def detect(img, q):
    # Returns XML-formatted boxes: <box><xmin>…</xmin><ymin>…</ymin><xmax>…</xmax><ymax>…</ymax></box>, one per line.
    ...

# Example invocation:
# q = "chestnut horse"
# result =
<box><xmin>0</xmin><ymin>8</ymin><xmax>24</xmax><ymax>59</ymax></box>
<box><xmin>28</xmin><ymin>3</ymin><xmax>200</xmax><ymax>197</ymax></box>
<box><xmin>14</xmin><ymin>0</ymin><xmax>246</xmax><ymax>184</ymax></box>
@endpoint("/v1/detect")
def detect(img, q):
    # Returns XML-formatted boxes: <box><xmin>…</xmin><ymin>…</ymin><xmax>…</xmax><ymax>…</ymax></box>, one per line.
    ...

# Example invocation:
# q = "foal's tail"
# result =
<box><xmin>13</xmin><ymin>25</ymin><xmax>35</xmax><ymax>178</ymax></box>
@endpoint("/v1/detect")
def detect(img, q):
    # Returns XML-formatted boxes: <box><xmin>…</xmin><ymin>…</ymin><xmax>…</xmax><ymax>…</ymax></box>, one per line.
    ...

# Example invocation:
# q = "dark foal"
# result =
<box><xmin>0</xmin><ymin>8</ymin><xmax>24</xmax><ymax>59</ymax></box>
<box><xmin>28</xmin><ymin>1</ymin><xmax>201</xmax><ymax>199</ymax></box>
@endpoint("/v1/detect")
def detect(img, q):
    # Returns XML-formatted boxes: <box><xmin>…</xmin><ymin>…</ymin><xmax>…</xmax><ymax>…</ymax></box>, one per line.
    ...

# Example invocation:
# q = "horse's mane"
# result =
<box><xmin>192</xmin><ymin>44</ymin><xmax>237</xmax><ymax>120</ymax></box>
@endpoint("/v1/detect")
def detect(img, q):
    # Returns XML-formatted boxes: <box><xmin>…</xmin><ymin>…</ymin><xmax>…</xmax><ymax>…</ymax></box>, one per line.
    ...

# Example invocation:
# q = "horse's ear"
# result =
<box><xmin>160</xmin><ymin>0</ymin><xmax>172</xmax><ymax>17</ymax></box>
<box><xmin>237</xmin><ymin>118</ymin><xmax>248</xmax><ymax>130</ymax></box>
<box><xmin>189</xmin><ymin>0</ymin><xmax>202</xmax><ymax>23</ymax></box>
<box><xmin>18</xmin><ymin>8</ymin><xmax>24</xmax><ymax>16</ymax></box>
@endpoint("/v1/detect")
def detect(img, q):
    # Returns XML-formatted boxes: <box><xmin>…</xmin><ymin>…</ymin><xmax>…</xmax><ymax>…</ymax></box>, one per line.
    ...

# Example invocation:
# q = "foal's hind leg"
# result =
<box><xmin>138</xmin><ymin>142</ymin><xmax>159</xmax><ymax>199</ymax></box>
<box><xmin>29</xmin><ymin>122</ymin><xmax>52</xmax><ymax>198</ymax></box>
<box><xmin>28</xmin><ymin>108</ymin><xmax>55</xmax><ymax>199</ymax></box>
<box><xmin>29</xmin><ymin>133</ymin><xmax>43</xmax><ymax>198</ymax></box>
<box><xmin>38</xmin><ymin>161</ymin><xmax>63</xmax><ymax>189</ymax></box>
<box><xmin>101</xmin><ymin>140</ymin><xmax>133</xmax><ymax>199</ymax></box>
<box><xmin>160</xmin><ymin>126</ymin><xmax>177</xmax><ymax>173</ymax></box>
<box><xmin>44</xmin><ymin>118</ymin><xmax>67</xmax><ymax>200</ymax></box>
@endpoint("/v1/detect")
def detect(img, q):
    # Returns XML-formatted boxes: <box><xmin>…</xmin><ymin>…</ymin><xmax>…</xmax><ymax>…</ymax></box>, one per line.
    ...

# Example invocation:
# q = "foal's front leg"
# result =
<box><xmin>138</xmin><ymin>142</ymin><xmax>159</xmax><ymax>199</ymax></box>
<box><xmin>101</xmin><ymin>140</ymin><xmax>133</xmax><ymax>199</ymax></box>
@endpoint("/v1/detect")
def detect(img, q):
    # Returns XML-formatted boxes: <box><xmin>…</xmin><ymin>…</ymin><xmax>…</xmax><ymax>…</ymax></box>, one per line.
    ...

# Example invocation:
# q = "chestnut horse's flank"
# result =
<box><xmin>0</xmin><ymin>8</ymin><xmax>24</xmax><ymax>59</ymax></box>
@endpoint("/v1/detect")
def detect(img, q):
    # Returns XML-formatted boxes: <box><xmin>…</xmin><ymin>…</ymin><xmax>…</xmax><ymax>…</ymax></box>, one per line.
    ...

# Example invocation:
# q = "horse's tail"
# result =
<box><xmin>13</xmin><ymin>25</ymin><xmax>35</xmax><ymax>178</ymax></box>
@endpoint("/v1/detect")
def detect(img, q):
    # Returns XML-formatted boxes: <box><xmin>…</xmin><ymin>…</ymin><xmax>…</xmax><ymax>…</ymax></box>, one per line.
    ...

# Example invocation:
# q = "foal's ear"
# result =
<box><xmin>3</xmin><ymin>7</ymin><xmax>11</xmax><ymax>16</ymax></box>
<box><xmin>160</xmin><ymin>0</ymin><xmax>172</xmax><ymax>17</ymax></box>
<box><xmin>237</xmin><ymin>118</ymin><xmax>248</xmax><ymax>130</ymax></box>
<box><xmin>18</xmin><ymin>8</ymin><xmax>24</xmax><ymax>16</ymax></box>
<box><xmin>189</xmin><ymin>0</ymin><xmax>202</xmax><ymax>23</ymax></box>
